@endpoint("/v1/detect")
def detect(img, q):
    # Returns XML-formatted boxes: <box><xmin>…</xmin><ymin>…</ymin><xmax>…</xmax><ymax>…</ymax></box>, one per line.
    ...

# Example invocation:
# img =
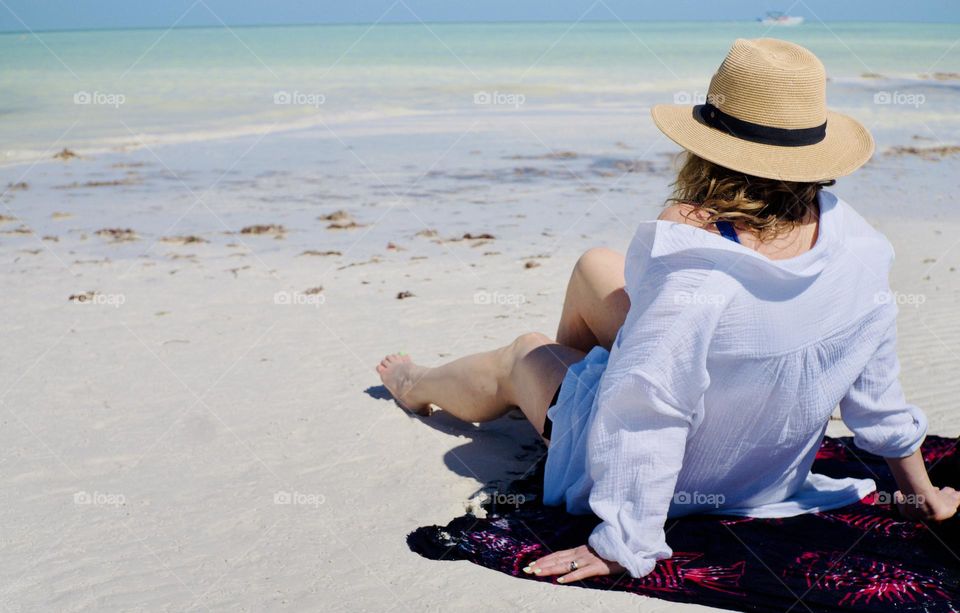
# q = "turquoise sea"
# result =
<box><xmin>1</xmin><ymin>21</ymin><xmax>958</xmax><ymax>164</ymax></box>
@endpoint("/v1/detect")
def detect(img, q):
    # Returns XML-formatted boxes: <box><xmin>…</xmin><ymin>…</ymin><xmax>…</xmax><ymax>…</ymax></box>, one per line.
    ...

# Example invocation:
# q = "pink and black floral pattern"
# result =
<box><xmin>409</xmin><ymin>436</ymin><xmax>960</xmax><ymax>612</ymax></box>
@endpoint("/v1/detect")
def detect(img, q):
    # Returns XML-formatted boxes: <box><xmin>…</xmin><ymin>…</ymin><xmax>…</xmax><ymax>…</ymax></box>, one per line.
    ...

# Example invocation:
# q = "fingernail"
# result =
<box><xmin>522</xmin><ymin>567</ymin><xmax>532</xmax><ymax>574</ymax></box>
<box><xmin>534</xmin><ymin>569</ymin><xmax>542</xmax><ymax>575</ymax></box>
<box><xmin>557</xmin><ymin>577</ymin><xmax>565</xmax><ymax>583</ymax></box>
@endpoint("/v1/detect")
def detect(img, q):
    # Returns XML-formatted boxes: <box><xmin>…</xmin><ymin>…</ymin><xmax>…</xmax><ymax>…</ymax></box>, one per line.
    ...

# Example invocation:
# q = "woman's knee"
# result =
<box><xmin>573</xmin><ymin>247</ymin><xmax>622</xmax><ymax>282</ymax></box>
<box><xmin>501</xmin><ymin>332</ymin><xmax>582</xmax><ymax>410</ymax></box>
<box><xmin>566</xmin><ymin>247</ymin><xmax>628</xmax><ymax>349</ymax></box>
<box><xmin>506</xmin><ymin>332</ymin><xmax>553</xmax><ymax>366</ymax></box>
<box><xmin>494</xmin><ymin>332</ymin><xmax>552</xmax><ymax>404</ymax></box>
<box><xmin>501</xmin><ymin>332</ymin><xmax>554</xmax><ymax>380</ymax></box>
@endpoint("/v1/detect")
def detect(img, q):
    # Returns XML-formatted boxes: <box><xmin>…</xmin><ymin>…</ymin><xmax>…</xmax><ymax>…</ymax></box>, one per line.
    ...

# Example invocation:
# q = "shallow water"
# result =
<box><xmin>2</xmin><ymin>21</ymin><xmax>958</xmax><ymax>164</ymax></box>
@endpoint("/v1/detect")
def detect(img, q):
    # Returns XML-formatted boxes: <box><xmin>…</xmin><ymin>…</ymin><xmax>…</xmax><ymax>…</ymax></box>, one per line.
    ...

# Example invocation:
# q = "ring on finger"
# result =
<box><xmin>569</xmin><ymin>560</ymin><xmax>579</xmax><ymax>571</ymax></box>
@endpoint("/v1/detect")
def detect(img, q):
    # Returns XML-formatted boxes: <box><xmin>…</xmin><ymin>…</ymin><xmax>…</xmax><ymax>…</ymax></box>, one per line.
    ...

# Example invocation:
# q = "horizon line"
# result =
<box><xmin>1</xmin><ymin>18</ymin><xmax>958</xmax><ymax>36</ymax></box>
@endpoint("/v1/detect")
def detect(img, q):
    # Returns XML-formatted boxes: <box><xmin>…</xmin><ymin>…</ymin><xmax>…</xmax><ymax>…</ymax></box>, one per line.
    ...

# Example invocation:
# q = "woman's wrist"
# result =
<box><xmin>885</xmin><ymin>450</ymin><xmax>933</xmax><ymax>497</ymax></box>
<box><xmin>895</xmin><ymin>489</ymin><xmax>934</xmax><ymax>513</ymax></box>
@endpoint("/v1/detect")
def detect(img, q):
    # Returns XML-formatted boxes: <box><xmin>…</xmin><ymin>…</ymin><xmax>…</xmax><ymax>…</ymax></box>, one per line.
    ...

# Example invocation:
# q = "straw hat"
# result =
<box><xmin>652</xmin><ymin>38</ymin><xmax>874</xmax><ymax>182</ymax></box>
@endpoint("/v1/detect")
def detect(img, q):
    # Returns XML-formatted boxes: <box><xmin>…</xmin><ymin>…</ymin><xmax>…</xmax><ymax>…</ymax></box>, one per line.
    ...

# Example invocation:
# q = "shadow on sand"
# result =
<box><xmin>364</xmin><ymin>384</ymin><xmax>547</xmax><ymax>499</ymax></box>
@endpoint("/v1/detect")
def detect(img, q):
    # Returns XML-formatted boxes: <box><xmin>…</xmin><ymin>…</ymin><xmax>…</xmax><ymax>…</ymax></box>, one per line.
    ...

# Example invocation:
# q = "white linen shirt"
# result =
<box><xmin>542</xmin><ymin>191</ymin><xmax>928</xmax><ymax>578</ymax></box>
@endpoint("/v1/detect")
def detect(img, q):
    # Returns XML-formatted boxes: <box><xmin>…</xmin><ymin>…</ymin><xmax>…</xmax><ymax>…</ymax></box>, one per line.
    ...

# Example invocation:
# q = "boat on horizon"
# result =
<box><xmin>759</xmin><ymin>11</ymin><xmax>804</xmax><ymax>26</ymax></box>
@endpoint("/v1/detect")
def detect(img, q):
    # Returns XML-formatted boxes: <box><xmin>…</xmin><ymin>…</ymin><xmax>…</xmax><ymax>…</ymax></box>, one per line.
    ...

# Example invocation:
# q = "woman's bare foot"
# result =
<box><xmin>376</xmin><ymin>353</ymin><xmax>431</xmax><ymax>415</ymax></box>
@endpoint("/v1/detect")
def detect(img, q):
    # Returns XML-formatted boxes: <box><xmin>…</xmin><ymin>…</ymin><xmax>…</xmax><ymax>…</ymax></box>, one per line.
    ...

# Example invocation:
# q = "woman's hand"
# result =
<box><xmin>523</xmin><ymin>544</ymin><xmax>626</xmax><ymax>583</ymax></box>
<box><xmin>895</xmin><ymin>486</ymin><xmax>960</xmax><ymax>522</ymax></box>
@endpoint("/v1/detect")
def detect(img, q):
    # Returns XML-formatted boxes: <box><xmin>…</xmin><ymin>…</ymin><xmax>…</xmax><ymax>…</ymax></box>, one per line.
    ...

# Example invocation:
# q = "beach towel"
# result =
<box><xmin>408</xmin><ymin>435</ymin><xmax>960</xmax><ymax>612</ymax></box>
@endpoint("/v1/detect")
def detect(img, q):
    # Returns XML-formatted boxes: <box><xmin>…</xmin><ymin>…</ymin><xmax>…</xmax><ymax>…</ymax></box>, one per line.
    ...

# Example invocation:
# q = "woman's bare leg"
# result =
<box><xmin>556</xmin><ymin>247</ymin><xmax>630</xmax><ymax>352</ymax></box>
<box><xmin>376</xmin><ymin>333</ymin><xmax>585</xmax><ymax>438</ymax></box>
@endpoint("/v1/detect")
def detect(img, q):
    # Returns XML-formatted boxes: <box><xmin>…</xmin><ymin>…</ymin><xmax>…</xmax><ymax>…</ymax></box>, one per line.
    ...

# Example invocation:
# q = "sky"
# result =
<box><xmin>0</xmin><ymin>0</ymin><xmax>955</xmax><ymax>32</ymax></box>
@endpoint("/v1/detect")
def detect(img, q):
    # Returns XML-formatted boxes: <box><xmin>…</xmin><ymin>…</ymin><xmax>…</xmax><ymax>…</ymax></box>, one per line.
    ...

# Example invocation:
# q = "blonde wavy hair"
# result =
<box><xmin>666</xmin><ymin>152</ymin><xmax>834</xmax><ymax>241</ymax></box>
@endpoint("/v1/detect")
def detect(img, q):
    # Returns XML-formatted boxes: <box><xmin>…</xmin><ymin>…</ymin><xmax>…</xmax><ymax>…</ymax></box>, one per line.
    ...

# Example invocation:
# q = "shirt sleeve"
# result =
<box><xmin>585</xmin><ymin>240</ymin><xmax>722</xmax><ymax>578</ymax></box>
<box><xmin>839</xmin><ymin>312</ymin><xmax>927</xmax><ymax>459</ymax></box>
<box><xmin>587</xmin><ymin>370</ymin><xmax>695</xmax><ymax>578</ymax></box>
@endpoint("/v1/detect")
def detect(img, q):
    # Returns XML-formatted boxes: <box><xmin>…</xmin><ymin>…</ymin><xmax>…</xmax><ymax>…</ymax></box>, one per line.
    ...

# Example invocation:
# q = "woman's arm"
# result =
<box><xmin>525</xmin><ymin>370</ymin><xmax>694</xmax><ymax>582</ymax></box>
<box><xmin>837</xmin><ymin>315</ymin><xmax>957</xmax><ymax>521</ymax></box>
<box><xmin>530</xmin><ymin>254</ymin><xmax>721</xmax><ymax>580</ymax></box>
<box><xmin>886</xmin><ymin>450</ymin><xmax>960</xmax><ymax>521</ymax></box>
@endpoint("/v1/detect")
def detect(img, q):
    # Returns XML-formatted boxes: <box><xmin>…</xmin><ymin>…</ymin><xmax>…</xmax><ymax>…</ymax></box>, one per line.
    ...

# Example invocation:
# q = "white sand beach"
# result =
<box><xmin>2</xmin><ymin>15</ymin><xmax>960</xmax><ymax>611</ymax></box>
<box><xmin>2</xmin><ymin>106</ymin><xmax>959</xmax><ymax>611</ymax></box>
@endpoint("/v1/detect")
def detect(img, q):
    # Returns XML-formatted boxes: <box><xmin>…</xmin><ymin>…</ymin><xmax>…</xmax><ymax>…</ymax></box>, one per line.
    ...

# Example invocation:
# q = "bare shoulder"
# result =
<box><xmin>657</xmin><ymin>202</ymin><xmax>711</xmax><ymax>228</ymax></box>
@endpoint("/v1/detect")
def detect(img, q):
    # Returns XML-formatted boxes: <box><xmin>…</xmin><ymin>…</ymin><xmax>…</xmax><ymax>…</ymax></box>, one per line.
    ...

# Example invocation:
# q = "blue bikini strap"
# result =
<box><xmin>715</xmin><ymin>220</ymin><xmax>740</xmax><ymax>244</ymax></box>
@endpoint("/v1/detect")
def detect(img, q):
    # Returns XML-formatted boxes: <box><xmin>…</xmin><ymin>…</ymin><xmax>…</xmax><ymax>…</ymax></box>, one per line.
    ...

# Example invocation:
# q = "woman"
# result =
<box><xmin>376</xmin><ymin>39</ymin><xmax>960</xmax><ymax>582</ymax></box>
